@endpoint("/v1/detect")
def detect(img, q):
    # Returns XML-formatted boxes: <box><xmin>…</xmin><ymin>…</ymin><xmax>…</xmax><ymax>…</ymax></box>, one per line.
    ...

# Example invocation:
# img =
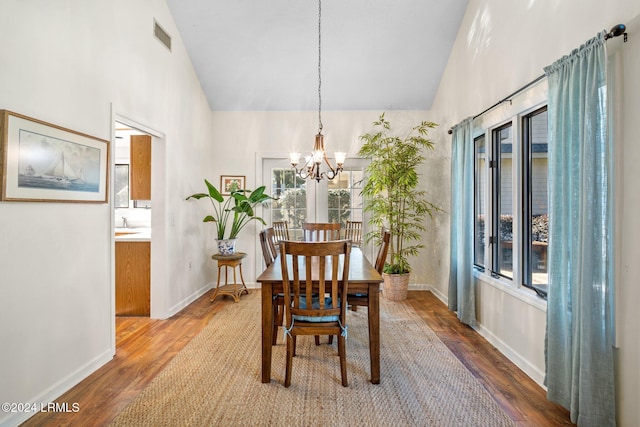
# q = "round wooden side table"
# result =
<box><xmin>210</xmin><ymin>252</ymin><xmax>249</xmax><ymax>303</ymax></box>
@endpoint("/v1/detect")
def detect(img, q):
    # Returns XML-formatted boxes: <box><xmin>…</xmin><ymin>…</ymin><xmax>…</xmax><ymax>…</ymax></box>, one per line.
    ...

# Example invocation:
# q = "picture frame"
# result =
<box><xmin>0</xmin><ymin>110</ymin><xmax>109</xmax><ymax>203</ymax></box>
<box><xmin>220</xmin><ymin>175</ymin><xmax>245</xmax><ymax>195</ymax></box>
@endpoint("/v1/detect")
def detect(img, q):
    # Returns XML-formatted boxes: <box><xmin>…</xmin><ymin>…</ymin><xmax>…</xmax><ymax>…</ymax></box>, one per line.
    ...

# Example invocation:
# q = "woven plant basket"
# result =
<box><xmin>382</xmin><ymin>272</ymin><xmax>410</xmax><ymax>301</ymax></box>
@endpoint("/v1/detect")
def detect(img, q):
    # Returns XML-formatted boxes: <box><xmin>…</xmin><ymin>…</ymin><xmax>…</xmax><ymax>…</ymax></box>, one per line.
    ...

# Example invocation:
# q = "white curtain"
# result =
<box><xmin>544</xmin><ymin>31</ymin><xmax>616</xmax><ymax>426</ymax></box>
<box><xmin>448</xmin><ymin>117</ymin><xmax>476</xmax><ymax>326</ymax></box>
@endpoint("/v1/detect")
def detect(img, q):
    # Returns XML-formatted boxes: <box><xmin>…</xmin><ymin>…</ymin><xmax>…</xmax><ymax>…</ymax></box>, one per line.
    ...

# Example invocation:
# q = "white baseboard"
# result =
<box><xmin>421</xmin><ymin>283</ymin><xmax>448</xmax><ymax>303</ymax></box>
<box><xmin>0</xmin><ymin>350</ymin><xmax>113</xmax><ymax>427</ymax></box>
<box><xmin>473</xmin><ymin>323</ymin><xmax>546</xmax><ymax>387</ymax></box>
<box><xmin>165</xmin><ymin>283</ymin><xmax>213</xmax><ymax>318</ymax></box>
<box><xmin>408</xmin><ymin>283</ymin><xmax>431</xmax><ymax>291</ymax></box>
<box><xmin>409</xmin><ymin>283</ymin><xmax>546</xmax><ymax>388</ymax></box>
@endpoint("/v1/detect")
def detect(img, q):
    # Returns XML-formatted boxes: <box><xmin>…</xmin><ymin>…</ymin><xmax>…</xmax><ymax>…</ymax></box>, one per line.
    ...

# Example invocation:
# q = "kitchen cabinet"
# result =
<box><xmin>130</xmin><ymin>134</ymin><xmax>151</xmax><ymax>200</ymax></box>
<box><xmin>116</xmin><ymin>241</ymin><xmax>150</xmax><ymax>316</ymax></box>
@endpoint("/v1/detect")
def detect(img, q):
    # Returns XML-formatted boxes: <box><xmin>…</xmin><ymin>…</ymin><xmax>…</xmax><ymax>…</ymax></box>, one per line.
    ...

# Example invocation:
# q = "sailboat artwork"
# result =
<box><xmin>17</xmin><ymin>129</ymin><xmax>101</xmax><ymax>193</ymax></box>
<box><xmin>1</xmin><ymin>110</ymin><xmax>108</xmax><ymax>203</ymax></box>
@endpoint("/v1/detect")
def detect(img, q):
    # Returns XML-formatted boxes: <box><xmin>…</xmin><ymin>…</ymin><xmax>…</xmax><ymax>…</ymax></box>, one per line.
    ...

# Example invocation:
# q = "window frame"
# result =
<box><xmin>491</xmin><ymin>122</ymin><xmax>514</xmax><ymax>281</ymax></box>
<box><xmin>258</xmin><ymin>155</ymin><xmax>371</xmax><ymax>261</ymax></box>
<box><xmin>471</xmin><ymin>79</ymin><xmax>549</xmax><ymax>301</ymax></box>
<box><xmin>521</xmin><ymin>106</ymin><xmax>549</xmax><ymax>298</ymax></box>
<box><xmin>473</xmin><ymin>134</ymin><xmax>487</xmax><ymax>270</ymax></box>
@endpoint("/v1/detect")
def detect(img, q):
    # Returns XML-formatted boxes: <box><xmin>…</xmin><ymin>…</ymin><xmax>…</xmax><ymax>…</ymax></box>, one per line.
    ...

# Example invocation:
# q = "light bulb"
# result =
<box><xmin>289</xmin><ymin>152</ymin><xmax>301</xmax><ymax>166</ymax></box>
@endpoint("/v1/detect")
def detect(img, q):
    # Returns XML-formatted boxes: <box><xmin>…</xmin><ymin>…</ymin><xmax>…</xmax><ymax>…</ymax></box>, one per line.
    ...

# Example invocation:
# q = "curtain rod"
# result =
<box><xmin>447</xmin><ymin>23</ymin><xmax>627</xmax><ymax>135</ymax></box>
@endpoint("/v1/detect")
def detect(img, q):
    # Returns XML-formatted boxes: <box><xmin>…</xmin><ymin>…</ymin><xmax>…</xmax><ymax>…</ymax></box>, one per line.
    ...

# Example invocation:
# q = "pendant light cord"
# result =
<box><xmin>318</xmin><ymin>0</ymin><xmax>323</xmax><ymax>133</ymax></box>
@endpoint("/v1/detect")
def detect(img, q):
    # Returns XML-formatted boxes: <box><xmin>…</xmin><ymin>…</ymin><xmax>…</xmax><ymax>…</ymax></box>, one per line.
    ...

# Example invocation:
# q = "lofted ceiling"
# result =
<box><xmin>165</xmin><ymin>0</ymin><xmax>468</xmax><ymax>112</ymax></box>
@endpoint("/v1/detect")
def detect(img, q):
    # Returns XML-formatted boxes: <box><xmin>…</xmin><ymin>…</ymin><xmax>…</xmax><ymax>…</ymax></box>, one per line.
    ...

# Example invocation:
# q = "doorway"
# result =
<box><xmin>114</xmin><ymin>123</ymin><xmax>152</xmax><ymax>317</ymax></box>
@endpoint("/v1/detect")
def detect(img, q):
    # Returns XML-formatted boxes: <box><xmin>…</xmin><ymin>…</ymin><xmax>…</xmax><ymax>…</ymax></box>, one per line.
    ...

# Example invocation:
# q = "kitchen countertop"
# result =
<box><xmin>115</xmin><ymin>227</ymin><xmax>151</xmax><ymax>242</ymax></box>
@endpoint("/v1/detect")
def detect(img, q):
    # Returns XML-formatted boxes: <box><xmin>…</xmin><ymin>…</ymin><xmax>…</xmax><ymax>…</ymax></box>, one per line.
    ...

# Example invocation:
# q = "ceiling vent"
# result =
<box><xmin>153</xmin><ymin>19</ymin><xmax>172</xmax><ymax>51</ymax></box>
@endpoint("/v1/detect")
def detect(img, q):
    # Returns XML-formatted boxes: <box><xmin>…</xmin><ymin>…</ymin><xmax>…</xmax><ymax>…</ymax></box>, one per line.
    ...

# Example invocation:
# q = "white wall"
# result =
<box><xmin>428</xmin><ymin>0</ymin><xmax>640</xmax><ymax>425</ymax></box>
<box><xmin>209</xmin><ymin>110</ymin><xmax>434</xmax><ymax>284</ymax></box>
<box><xmin>3</xmin><ymin>0</ymin><xmax>638</xmax><ymax>425</ymax></box>
<box><xmin>0</xmin><ymin>1</ymin><xmax>215</xmax><ymax>426</ymax></box>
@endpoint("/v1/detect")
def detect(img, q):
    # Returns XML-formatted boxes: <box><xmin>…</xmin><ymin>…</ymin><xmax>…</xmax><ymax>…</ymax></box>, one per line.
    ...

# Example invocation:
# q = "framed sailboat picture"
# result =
<box><xmin>0</xmin><ymin>110</ymin><xmax>109</xmax><ymax>203</ymax></box>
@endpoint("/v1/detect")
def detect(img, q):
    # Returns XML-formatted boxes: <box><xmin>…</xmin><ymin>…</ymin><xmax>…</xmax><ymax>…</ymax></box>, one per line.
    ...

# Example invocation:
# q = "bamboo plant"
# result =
<box><xmin>358</xmin><ymin>113</ymin><xmax>439</xmax><ymax>274</ymax></box>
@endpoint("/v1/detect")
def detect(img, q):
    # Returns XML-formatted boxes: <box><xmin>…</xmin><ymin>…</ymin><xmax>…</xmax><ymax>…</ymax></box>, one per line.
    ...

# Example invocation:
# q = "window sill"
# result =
<box><xmin>473</xmin><ymin>269</ymin><xmax>547</xmax><ymax>312</ymax></box>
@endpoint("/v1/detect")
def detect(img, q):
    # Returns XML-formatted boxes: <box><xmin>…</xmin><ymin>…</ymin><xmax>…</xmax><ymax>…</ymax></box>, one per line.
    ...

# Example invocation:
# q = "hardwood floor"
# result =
<box><xmin>22</xmin><ymin>290</ymin><xmax>573</xmax><ymax>426</ymax></box>
<box><xmin>405</xmin><ymin>291</ymin><xmax>573</xmax><ymax>426</ymax></box>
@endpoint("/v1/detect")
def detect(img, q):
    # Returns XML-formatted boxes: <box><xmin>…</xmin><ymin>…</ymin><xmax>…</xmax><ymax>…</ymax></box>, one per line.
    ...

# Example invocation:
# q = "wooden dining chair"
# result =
<box><xmin>279</xmin><ymin>239</ymin><xmax>352</xmax><ymax>387</ymax></box>
<box><xmin>259</xmin><ymin>228</ymin><xmax>277</xmax><ymax>267</ymax></box>
<box><xmin>373</xmin><ymin>228</ymin><xmax>391</xmax><ymax>275</ymax></box>
<box><xmin>272</xmin><ymin>221</ymin><xmax>290</xmax><ymax>242</ymax></box>
<box><xmin>260</xmin><ymin>228</ymin><xmax>284</xmax><ymax>345</ymax></box>
<box><xmin>301</xmin><ymin>222</ymin><xmax>343</xmax><ymax>345</ymax></box>
<box><xmin>349</xmin><ymin>228</ymin><xmax>390</xmax><ymax>311</ymax></box>
<box><xmin>302</xmin><ymin>222</ymin><xmax>341</xmax><ymax>242</ymax></box>
<box><xmin>344</xmin><ymin>220</ymin><xmax>363</xmax><ymax>247</ymax></box>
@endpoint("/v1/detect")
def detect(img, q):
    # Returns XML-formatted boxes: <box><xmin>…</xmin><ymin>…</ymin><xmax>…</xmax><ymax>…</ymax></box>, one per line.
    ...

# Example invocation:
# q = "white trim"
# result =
<box><xmin>424</xmin><ymin>283</ymin><xmax>546</xmax><ymax>388</ymax></box>
<box><xmin>110</xmin><ymin>107</ymin><xmax>168</xmax><ymax>320</ymax></box>
<box><xmin>1</xmin><ymin>350</ymin><xmax>113</xmax><ymax>427</ymax></box>
<box><xmin>165</xmin><ymin>283</ymin><xmax>212</xmax><ymax>318</ymax></box>
<box><xmin>113</xmin><ymin>112</ymin><xmax>165</xmax><ymax>139</ymax></box>
<box><xmin>475</xmin><ymin>270</ymin><xmax>547</xmax><ymax>311</ymax></box>
<box><xmin>474</xmin><ymin>322</ymin><xmax>547</xmax><ymax>387</ymax></box>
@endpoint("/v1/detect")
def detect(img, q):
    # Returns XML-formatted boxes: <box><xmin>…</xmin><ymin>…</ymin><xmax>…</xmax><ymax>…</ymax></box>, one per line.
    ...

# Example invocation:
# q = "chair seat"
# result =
<box><xmin>293</xmin><ymin>296</ymin><xmax>339</xmax><ymax>322</ymax></box>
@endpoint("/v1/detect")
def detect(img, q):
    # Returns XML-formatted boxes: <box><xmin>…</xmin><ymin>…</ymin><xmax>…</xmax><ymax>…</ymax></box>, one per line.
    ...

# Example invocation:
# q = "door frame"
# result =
<box><xmin>255</xmin><ymin>152</ymin><xmax>372</xmax><ymax>275</ymax></box>
<box><xmin>110</xmin><ymin>109</ymin><xmax>166</xmax><ymax>349</ymax></box>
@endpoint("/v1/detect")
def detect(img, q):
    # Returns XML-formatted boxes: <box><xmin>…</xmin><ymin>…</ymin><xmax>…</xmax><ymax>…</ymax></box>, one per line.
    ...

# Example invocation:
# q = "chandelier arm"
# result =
<box><xmin>323</xmin><ymin>154</ymin><xmax>337</xmax><ymax>174</ymax></box>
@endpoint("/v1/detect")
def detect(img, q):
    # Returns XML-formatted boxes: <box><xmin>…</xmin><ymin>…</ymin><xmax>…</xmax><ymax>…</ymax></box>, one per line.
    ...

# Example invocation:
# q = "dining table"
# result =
<box><xmin>256</xmin><ymin>246</ymin><xmax>384</xmax><ymax>384</ymax></box>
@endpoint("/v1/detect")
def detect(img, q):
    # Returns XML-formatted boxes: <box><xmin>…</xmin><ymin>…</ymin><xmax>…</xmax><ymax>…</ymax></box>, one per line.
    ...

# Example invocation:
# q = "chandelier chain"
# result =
<box><xmin>318</xmin><ymin>0</ymin><xmax>322</xmax><ymax>133</ymax></box>
<box><xmin>288</xmin><ymin>0</ymin><xmax>343</xmax><ymax>182</ymax></box>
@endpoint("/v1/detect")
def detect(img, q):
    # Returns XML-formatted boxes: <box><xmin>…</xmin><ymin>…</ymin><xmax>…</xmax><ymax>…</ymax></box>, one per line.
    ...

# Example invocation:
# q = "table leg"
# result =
<box><xmin>231</xmin><ymin>265</ymin><xmax>239</xmax><ymax>303</ymax></box>
<box><xmin>238</xmin><ymin>263</ymin><xmax>249</xmax><ymax>295</ymax></box>
<box><xmin>368</xmin><ymin>282</ymin><xmax>380</xmax><ymax>384</ymax></box>
<box><xmin>209</xmin><ymin>265</ymin><xmax>223</xmax><ymax>302</ymax></box>
<box><xmin>261</xmin><ymin>283</ymin><xmax>274</xmax><ymax>383</ymax></box>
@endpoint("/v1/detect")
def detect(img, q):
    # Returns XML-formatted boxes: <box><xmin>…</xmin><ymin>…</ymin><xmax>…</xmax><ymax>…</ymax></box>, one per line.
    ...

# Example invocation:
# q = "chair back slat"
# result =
<box><xmin>302</xmin><ymin>222</ymin><xmax>341</xmax><ymax>242</ymax></box>
<box><xmin>344</xmin><ymin>220</ymin><xmax>363</xmax><ymax>247</ymax></box>
<box><xmin>272</xmin><ymin>221</ymin><xmax>290</xmax><ymax>241</ymax></box>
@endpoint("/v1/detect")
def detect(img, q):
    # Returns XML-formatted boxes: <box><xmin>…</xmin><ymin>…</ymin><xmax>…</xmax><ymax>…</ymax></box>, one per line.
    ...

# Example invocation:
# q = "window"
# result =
<box><xmin>263</xmin><ymin>158</ymin><xmax>367</xmax><ymax>242</ymax></box>
<box><xmin>327</xmin><ymin>169</ymin><xmax>364</xmax><ymax>226</ymax></box>
<box><xmin>472</xmin><ymin>90</ymin><xmax>549</xmax><ymax>299</ymax></box>
<box><xmin>114</xmin><ymin>164</ymin><xmax>130</xmax><ymax>208</ymax></box>
<box><xmin>474</xmin><ymin>135</ymin><xmax>486</xmax><ymax>268</ymax></box>
<box><xmin>493</xmin><ymin>124</ymin><xmax>513</xmax><ymax>279</ymax></box>
<box><xmin>523</xmin><ymin>107</ymin><xmax>549</xmax><ymax>296</ymax></box>
<box><xmin>269</xmin><ymin>168</ymin><xmax>306</xmax><ymax>241</ymax></box>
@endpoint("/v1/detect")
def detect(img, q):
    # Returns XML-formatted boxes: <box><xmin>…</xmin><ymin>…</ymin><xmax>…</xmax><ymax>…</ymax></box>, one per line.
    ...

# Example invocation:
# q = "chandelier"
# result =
<box><xmin>289</xmin><ymin>0</ymin><xmax>345</xmax><ymax>182</ymax></box>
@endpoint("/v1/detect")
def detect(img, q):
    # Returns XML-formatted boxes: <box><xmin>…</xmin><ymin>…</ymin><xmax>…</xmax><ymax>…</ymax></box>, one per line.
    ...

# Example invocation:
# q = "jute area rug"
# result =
<box><xmin>111</xmin><ymin>291</ymin><xmax>515</xmax><ymax>427</ymax></box>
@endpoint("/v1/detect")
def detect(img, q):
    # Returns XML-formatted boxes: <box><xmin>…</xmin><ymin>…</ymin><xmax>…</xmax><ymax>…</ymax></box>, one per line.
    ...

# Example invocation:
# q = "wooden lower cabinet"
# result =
<box><xmin>116</xmin><ymin>241</ymin><xmax>150</xmax><ymax>316</ymax></box>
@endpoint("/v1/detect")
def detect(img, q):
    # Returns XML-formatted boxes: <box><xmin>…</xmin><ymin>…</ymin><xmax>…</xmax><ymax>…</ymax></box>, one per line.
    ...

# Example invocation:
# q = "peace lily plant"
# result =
<box><xmin>186</xmin><ymin>179</ymin><xmax>273</xmax><ymax>254</ymax></box>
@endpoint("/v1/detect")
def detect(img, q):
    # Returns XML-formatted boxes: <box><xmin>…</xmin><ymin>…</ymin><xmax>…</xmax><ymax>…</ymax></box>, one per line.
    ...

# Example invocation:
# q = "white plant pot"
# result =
<box><xmin>216</xmin><ymin>238</ymin><xmax>237</xmax><ymax>255</ymax></box>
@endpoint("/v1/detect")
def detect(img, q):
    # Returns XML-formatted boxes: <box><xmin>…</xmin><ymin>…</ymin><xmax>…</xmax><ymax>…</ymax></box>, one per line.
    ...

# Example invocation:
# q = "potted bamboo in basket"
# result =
<box><xmin>358</xmin><ymin>113</ymin><xmax>439</xmax><ymax>301</ymax></box>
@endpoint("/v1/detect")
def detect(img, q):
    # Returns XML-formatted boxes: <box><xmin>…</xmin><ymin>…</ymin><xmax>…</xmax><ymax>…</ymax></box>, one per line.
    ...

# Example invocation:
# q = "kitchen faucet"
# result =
<box><xmin>122</xmin><ymin>216</ymin><xmax>128</xmax><ymax>228</ymax></box>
